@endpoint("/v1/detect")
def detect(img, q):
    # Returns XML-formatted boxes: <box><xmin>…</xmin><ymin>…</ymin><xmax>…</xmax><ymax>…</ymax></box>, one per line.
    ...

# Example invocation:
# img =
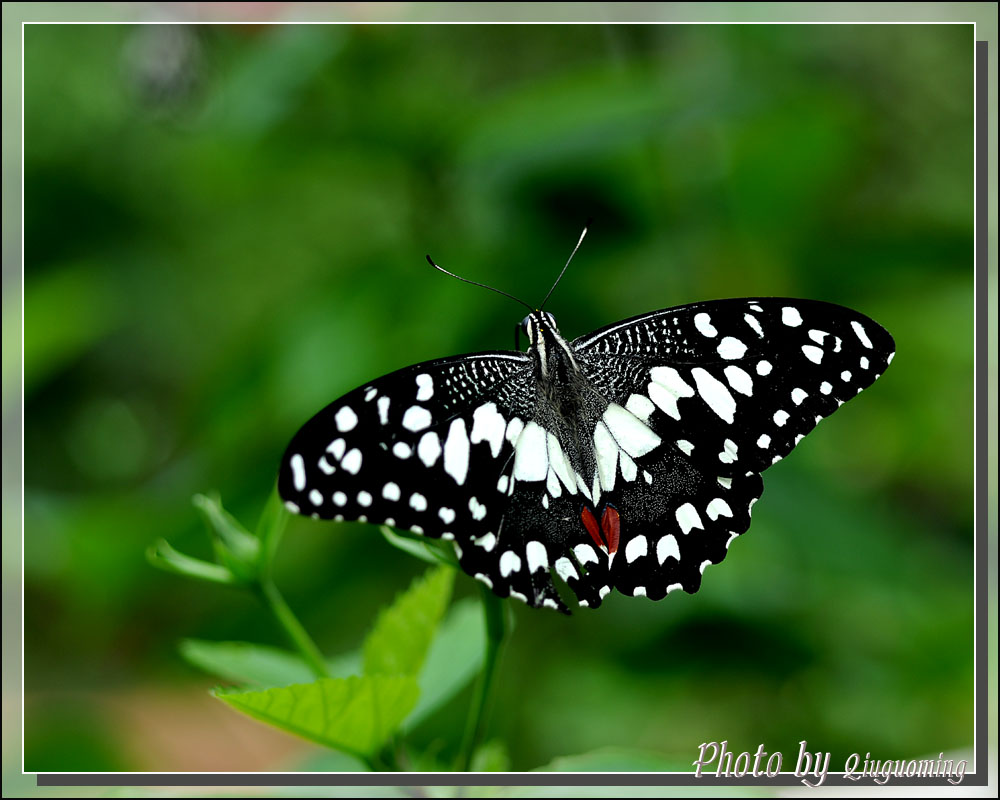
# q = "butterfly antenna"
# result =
<box><xmin>539</xmin><ymin>221</ymin><xmax>590</xmax><ymax>310</ymax></box>
<box><xmin>426</xmin><ymin>255</ymin><xmax>533</xmax><ymax>311</ymax></box>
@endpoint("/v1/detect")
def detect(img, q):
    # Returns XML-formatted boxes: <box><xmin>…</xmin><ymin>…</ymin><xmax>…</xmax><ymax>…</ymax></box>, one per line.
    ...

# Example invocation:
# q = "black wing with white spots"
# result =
<box><xmin>279</xmin><ymin>297</ymin><xmax>894</xmax><ymax>613</ymax></box>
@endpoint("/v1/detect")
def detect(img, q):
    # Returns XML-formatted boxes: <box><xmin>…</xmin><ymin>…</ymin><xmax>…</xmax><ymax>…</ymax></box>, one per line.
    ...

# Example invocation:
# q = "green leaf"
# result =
<box><xmin>193</xmin><ymin>492</ymin><xmax>261</xmax><ymax>581</ymax></box>
<box><xmin>146</xmin><ymin>539</ymin><xmax>235</xmax><ymax>585</ymax></box>
<box><xmin>181</xmin><ymin>639</ymin><xmax>361</xmax><ymax>687</ymax></box>
<box><xmin>380</xmin><ymin>525</ymin><xmax>458</xmax><ymax>566</ymax></box>
<box><xmin>471</xmin><ymin>739</ymin><xmax>511</xmax><ymax>772</ymax></box>
<box><xmin>363</xmin><ymin>565</ymin><xmax>454</xmax><ymax>677</ymax></box>
<box><xmin>403</xmin><ymin>597</ymin><xmax>484</xmax><ymax>731</ymax></box>
<box><xmin>533</xmin><ymin>746</ymin><xmax>692</xmax><ymax>772</ymax></box>
<box><xmin>215</xmin><ymin>675</ymin><xmax>418</xmax><ymax>757</ymax></box>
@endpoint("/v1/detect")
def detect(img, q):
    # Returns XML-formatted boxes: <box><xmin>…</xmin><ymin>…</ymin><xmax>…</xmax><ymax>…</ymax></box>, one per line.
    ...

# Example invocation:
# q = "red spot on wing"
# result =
<box><xmin>580</xmin><ymin>506</ymin><xmax>604</xmax><ymax>551</ymax></box>
<box><xmin>601</xmin><ymin>505</ymin><xmax>621</xmax><ymax>555</ymax></box>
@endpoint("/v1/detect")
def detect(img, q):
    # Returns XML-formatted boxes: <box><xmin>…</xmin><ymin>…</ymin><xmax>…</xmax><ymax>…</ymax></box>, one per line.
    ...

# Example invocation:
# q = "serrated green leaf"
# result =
<box><xmin>403</xmin><ymin>597</ymin><xmax>484</xmax><ymax>731</ymax></box>
<box><xmin>215</xmin><ymin>675</ymin><xmax>418</xmax><ymax>757</ymax></box>
<box><xmin>380</xmin><ymin>525</ymin><xmax>458</xmax><ymax>566</ymax></box>
<box><xmin>533</xmin><ymin>746</ymin><xmax>691</xmax><ymax>772</ymax></box>
<box><xmin>363</xmin><ymin>565</ymin><xmax>454</xmax><ymax>677</ymax></box>
<box><xmin>146</xmin><ymin>539</ymin><xmax>235</xmax><ymax>585</ymax></box>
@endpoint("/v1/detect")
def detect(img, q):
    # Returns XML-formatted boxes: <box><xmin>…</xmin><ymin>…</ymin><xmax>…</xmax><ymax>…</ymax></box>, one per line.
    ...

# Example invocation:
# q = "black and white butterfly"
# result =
<box><xmin>278</xmin><ymin>241</ymin><xmax>894</xmax><ymax>613</ymax></box>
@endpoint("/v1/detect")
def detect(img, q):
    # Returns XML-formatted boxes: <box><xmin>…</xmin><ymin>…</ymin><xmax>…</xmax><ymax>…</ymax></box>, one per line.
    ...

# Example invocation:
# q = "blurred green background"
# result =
<box><xmin>21</xmin><ymin>21</ymin><xmax>973</xmax><ymax>773</ymax></box>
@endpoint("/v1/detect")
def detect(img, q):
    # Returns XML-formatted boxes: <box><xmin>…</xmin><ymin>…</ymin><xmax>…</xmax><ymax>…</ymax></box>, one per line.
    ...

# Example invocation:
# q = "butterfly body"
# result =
<box><xmin>279</xmin><ymin>297</ymin><xmax>894</xmax><ymax>613</ymax></box>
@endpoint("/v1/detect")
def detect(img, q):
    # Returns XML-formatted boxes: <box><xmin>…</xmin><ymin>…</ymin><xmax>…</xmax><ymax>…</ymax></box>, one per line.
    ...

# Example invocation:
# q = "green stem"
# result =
<box><xmin>457</xmin><ymin>584</ymin><xmax>508</xmax><ymax>771</ymax></box>
<box><xmin>257</xmin><ymin>577</ymin><xmax>330</xmax><ymax>679</ymax></box>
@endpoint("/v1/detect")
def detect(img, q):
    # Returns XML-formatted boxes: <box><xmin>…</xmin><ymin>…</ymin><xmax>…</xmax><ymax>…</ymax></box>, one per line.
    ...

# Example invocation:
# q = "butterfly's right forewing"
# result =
<box><xmin>574</xmin><ymin>298</ymin><xmax>895</xmax><ymax>474</ymax></box>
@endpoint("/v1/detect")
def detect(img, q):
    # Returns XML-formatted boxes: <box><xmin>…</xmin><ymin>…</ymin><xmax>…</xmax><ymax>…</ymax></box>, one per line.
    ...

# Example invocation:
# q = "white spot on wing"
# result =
<box><xmin>802</xmin><ymin>345</ymin><xmax>823</xmax><ymax>364</ymax></box>
<box><xmin>474</xmin><ymin>532</ymin><xmax>496</xmax><ymax>551</ymax></box>
<box><xmin>526</xmin><ymin>541</ymin><xmax>548</xmax><ymax>573</ymax></box>
<box><xmin>554</xmin><ymin>556</ymin><xmax>579</xmax><ymax>582</ymax></box>
<box><xmin>717</xmin><ymin>336</ymin><xmax>747</xmax><ymax>360</ymax></box>
<box><xmin>335</xmin><ymin>406</ymin><xmax>358</xmax><ymax>432</ymax></box>
<box><xmin>573</xmin><ymin>544</ymin><xmax>598</xmax><ymax>565</ymax></box>
<box><xmin>620</xmin><ymin>453</ymin><xmax>637</xmax><ymax>482</ymax></box>
<box><xmin>782</xmin><ymin>306</ymin><xmax>803</xmax><ymax>327</ymax></box>
<box><xmin>820</xmin><ymin>381</ymin><xmax>832</xmax><ymax>394</ymax></box>
<box><xmin>851</xmin><ymin>320</ymin><xmax>873</xmax><ymax>348</ymax></box>
<box><xmin>444</xmin><ymin>418</ymin><xmax>471</xmax><ymax>485</ymax></box>
<box><xmin>468</xmin><ymin>496</ymin><xmax>487</xmax><ymax>520</ymax></box>
<box><xmin>309</xmin><ymin>489</ymin><xmax>323</xmax><ymax>506</ymax></box>
<box><xmin>513</xmin><ymin>421</ymin><xmax>548</xmax><ymax>481</ymax></box>
<box><xmin>676</xmin><ymin>503</ymin><xmax>704</xmax><ymax>534</ymax></box>
<box><xmin>341</xmin><ymin>449</ymin><xmax>362</xmax><ymax>474</ymax></box>
<box><xmin>744</xmin><ymin>313</ymin><xmax>764</xmax><ymax>337</ymax></box>
<box><xmin>723</xmin><ymin>365</ymin><xmax>753</xmax><ymax>396</ymax></box>
<box><xmin>592</xmin><ymin>421</ymin><xmax>619</xmax><ymax>492</ymax></box>
<box><xmin>471</xmin><ymin>402</ymin><xmax>506</xmax><ymax>457</ymax></box>
<box><xmin>757</xmin><ymin>434</ymin><xmax>771</xmax><ymax>448</ymax></box>
<box><xmin>676</xmin><ymin>439</ymin><xmax>694</xmax><ymax>456</ymax></box>
<box><xmin>603</xmin><ymin>403</ymin><xmax>662</xmax><ymax>458</ymax></box>
<box><xmin>417</xmin><ymin>431</ymin><xmax>442</xmax><ymax>467</ymax></box>
<box><xmin>694</xmin><ymin>312</ymin><xmax>717</xmax><ymax>337</ymax></box>
<box><xmin>392</xmin><ymin>442</ymin><xmax>412</xmax><ymax>459</ymax></box>
<box><xmin>648</xmin><ymin>367</ymin><xmax>695</xmax><ymax>420</ymax></box>
<box><xmin>402</xmin><ymin>406</ymin><xmax>432</xmax><ymax>432</ymax></box>
<box><xmin>791</xmin><ymin>388</ymin><xmax>808</xmax><ymax>405</ymax></box>
<box><xmin>633</xmin><ymin>586</ymin><xmax>647</xmax><ymax>597</ymax></box>
<box><xmin>327</xmin><ymin>438</ymin><xmax>346</xmax><ymax>460</ymax></box>
<box><xmin>284</xmin><ymin>501</ymin><xmax>300</xmax><ymax>513</ymax></box>
<box><xmin>382</xmin><ymin>482</ymin><xmax>400</xmax><ymax>501</ymax></box>
<box><xmin>499</xmin><ymin>550</ymin><xmax>522</xmax><ymax>577</ymax></box>
<box><xmin>357</xmin><ymin>491</ymin><xmax>372</xmax><ymax>507</ymax></box>
<box><xmin>692</xmin><ymin>368</ymin><xmax>736</xmax><ymax>423</ymax></box>
<box><xmin>625</xmin><ymin>393</ymin><xmax>655</xmax><ymax>421</ymax></box>
<box><xmin>409</xmin><ymin>493</ymin><xmax>427</xmax><ymax>511</ymax></box>
<box><xmin>415</xmin><ymin>373</ymin><xmax>434</xmax><ymax>401</ymax></box>
<box><xmin>774</xmin><ymin>410</ymin><xmax>790</xmax><ymax>427</ymax></box>
<box><xmin>625</xmin><ymin>535</ymin><xmax>648</xmax><ymax>564</ymax></box>
<box><xmin>756</xmin><ymin>360</ymin><xmax>773</xmax><ymax>376</ymax></box>
<box><xmin>547</xmin><ymin>432</ymin><xmax>577</xmax><ymax>494</ymax></box>
<box><xmin>657</xmin><ymin>534</ymin><xmax>681</xmax><ymax>564</ymax></box>
<box><xmin>438</xmin><ymin>507</ymin><xmax>455</xmax><ymax>524</ymax></box>
<box><xmin>290</xmin><ymin>454</ymin><xmax>306</xmax><ymax>491</ymax></box>
<box><xmin>377</xmin><ymin>396</ymin><xmax>390</xmax><ymax>425</ymax></box>
<box><xmin>719</xmin><ymin>438</ymin><xmax>738</xmax><ymax>464</ymax></box>
<box><xmin>706</xmin><ymin>498</ymin><xmax>732</xmax><ymax>520</ymax></box>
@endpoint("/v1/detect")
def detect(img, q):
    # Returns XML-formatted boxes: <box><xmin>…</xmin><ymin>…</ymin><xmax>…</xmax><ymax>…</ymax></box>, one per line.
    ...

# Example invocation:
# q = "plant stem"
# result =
<box><xmin>257</xmin><ymin>577</ymin><xmax>330</xmax><ymax>679</ymax></box>
<box><xmin>457</xmin><ymin>584</ymin><xmax>508</xmax><ymax>771</ymax></box>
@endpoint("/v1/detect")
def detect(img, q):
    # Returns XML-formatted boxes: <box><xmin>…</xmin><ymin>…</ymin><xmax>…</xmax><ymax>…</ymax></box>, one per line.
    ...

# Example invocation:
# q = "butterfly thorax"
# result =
<box><xmin>522</xmin><ymin>310</ymin><xmax>602</xmax><ymax>478</ymax></box>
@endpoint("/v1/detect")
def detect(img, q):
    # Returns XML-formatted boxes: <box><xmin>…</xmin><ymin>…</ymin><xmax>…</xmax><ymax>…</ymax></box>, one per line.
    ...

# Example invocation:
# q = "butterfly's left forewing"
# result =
<box><xmin>279</xmin><ymin>351</ymin><xmax>530</xmax><ymax>538</ymax></box>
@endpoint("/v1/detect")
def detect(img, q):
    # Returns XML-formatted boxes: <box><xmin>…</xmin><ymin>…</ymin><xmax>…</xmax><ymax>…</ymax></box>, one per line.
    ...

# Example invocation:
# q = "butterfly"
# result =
<box><xmin>278</xmin><ymin>236</ymin><xmax>895</xmax><ymax>613</ymax></box>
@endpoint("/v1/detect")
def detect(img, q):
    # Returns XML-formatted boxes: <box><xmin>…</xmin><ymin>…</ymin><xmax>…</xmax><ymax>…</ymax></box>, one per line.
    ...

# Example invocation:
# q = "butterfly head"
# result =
<box><xmin>519</xmin><ymin>310</ymin><xmax>577</xmax><ymax>381</ymax></box>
